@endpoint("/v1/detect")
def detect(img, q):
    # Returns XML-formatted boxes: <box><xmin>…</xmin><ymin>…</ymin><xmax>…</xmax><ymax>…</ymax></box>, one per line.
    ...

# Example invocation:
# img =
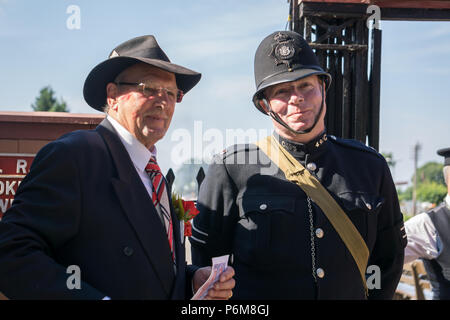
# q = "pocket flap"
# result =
<box><xmin>238</xmin><ymin>195</ymin><xmax>296</xmax><ymax>214</ymax></box>
<box><xmin>338</xmin><ymin>192</ymin><xmax>384</xmax><ymax>213</ymax></box>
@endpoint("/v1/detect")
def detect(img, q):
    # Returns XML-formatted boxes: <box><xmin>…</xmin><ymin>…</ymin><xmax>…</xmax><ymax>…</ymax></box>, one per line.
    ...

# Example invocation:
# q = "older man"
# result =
<box><xmin>0</xmin><ymin>35</ymin><xmax>234</xmax><ymax>300</ymax></box>
<box><xmin>191</xmin><ymin>31</ymin><xmax>405</xmax><ymax>299</ymax></box>
<box><xmin>405</xmin><ymin>148</ymin><xmax>450</xmax><ymax>299</ymax></box>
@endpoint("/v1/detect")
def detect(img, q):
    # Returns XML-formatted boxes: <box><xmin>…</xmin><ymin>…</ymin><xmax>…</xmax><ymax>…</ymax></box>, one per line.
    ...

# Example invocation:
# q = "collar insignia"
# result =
<box><xmin>315</xmin><ymin>133</ymin><xmax>328</xmax><ymax>148</ymax></box>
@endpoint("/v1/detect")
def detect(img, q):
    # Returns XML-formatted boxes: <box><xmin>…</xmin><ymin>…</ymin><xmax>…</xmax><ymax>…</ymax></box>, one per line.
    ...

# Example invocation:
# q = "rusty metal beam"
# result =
<box><xmin>298</xmin><ymin>1</ymin><xmax>450</xmax><ymax>20</ymax></box>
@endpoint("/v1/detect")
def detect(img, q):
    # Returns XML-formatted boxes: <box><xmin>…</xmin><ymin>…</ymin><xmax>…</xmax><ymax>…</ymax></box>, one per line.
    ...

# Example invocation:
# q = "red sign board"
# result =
<box><xmin>0</xmin><ymin>153</ymin><xmax>35</xmax><ymax>218</ymax></box>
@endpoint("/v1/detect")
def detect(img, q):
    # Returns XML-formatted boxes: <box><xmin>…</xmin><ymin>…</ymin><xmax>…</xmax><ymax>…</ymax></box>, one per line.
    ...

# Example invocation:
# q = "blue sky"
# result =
<box><xmin>0</xmin><ymin>0</ymin><xmax>449</xmax><ymax>187</ymax></box>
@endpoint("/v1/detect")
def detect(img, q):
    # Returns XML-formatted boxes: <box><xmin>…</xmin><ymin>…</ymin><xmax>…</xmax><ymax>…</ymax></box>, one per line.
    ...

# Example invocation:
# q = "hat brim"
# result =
<box><xmin>252</xmin><ymin>68</ymin><xmax>331</xmax><ymax>115</ymax></box>
<box><xmin>83</xmin><ymin>56</ymin><xmax>201</xmax><ymax>111</ymax></box>
<box><xmin>437</xmin><ymin>147</ymin><xmax>450</xmax><ymax>166</ymax></box>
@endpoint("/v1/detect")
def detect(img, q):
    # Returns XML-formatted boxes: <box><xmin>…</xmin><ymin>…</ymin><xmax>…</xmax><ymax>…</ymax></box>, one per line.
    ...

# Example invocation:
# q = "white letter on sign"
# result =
<box><xmin>0</xmin><ymin>199</ymin><xmax>9</xmax><ymax>213</ymax></box>
<box><xmin>6</xmin><ymin>181</ymin><xmax>16</xmax><ymax>196</ymax></box>
<box><xmin>16</xmin><ymin>159</ymin><xmax>27</xmax><ymax>174</ymax></box>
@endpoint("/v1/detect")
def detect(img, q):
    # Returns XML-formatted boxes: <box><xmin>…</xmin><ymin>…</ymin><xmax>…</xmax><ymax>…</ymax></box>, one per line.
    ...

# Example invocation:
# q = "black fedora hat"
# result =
<box><xmin>83</xmin><ymin>35</ymin><xmax>201</xmax><ymax>111</ymax></box>
<box><xmin>437</xmin><ymin>147</ymin><xmax>450</xmax><ymax>166</ymax></box>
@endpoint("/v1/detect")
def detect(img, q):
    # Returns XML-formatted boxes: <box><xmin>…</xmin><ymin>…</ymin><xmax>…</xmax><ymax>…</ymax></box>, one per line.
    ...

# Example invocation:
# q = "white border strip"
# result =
<box><xmin>0</xmin><ymin>153</ymin><xmax>36</xmax><ymax>157</ymax></box>
<box><xmin>189</xmin><ymin>235</ymin><xmax>206</xmax><ymax>244</ymax></box>
<box><xmin>0</xmin><ymin>175</ymin><xmax>26</xmax><ymax>178</ymax></box>
<box><xmin>192</xmin><ymin>220</ymin><xmax>208</xmax><ymax>237</ymax></box>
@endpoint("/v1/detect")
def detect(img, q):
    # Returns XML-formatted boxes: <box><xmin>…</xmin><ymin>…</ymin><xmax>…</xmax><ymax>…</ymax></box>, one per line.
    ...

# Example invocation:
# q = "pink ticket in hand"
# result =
<box><xmin>191</xmin><ymin>254</ymin><xmax>229</xmax><ymax>300</ymax></box>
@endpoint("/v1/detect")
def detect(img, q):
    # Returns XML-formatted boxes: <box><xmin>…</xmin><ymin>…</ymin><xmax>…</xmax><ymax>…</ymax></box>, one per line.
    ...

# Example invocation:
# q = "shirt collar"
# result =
<box><xmin>107</xmin><ymin>115</ymin><xmax>156</xmax><ymax>171</ymax></box>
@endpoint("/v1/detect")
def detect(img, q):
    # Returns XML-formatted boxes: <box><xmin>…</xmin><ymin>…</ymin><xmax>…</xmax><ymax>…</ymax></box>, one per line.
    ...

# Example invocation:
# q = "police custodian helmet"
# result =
<box><xmin>252</xmin><ymin>31</ymin><xmax>332</xmax><ymax>115</ymax></box>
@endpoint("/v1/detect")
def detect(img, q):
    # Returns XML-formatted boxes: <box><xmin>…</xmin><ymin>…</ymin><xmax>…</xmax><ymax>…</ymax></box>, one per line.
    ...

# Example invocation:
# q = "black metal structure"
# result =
<box><xmin>166</xmin><ymin>168</ymin><xmax>206</xmax><ymax>195</ymax></box>
<box><xmin>165</xmin><ymin>1</ymin><xmax>450</xmax><ymax>195</ymax></box>
<box><xmin>289</xmin><ymin>1</ymin><xmax>381</xmax><ymax>149</ymax></box>
<box><xmin>289</xmin><ymin>0</ymin><xmax>450</xmax><ymax>151</ymax></box>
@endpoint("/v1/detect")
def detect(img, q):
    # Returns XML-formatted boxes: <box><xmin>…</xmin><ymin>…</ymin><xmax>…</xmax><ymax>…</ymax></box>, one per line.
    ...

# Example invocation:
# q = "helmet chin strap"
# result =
<box><xmin>261</xmin><ymin>82</ymin><xmax>325</xmax><ymax>135</ymax></box>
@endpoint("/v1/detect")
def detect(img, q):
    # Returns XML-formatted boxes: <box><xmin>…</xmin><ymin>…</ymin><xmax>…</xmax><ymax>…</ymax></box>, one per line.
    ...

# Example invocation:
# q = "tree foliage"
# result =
<box><xmin>398</xmin><ymin>187</ymin><xmax>412</xmax><ymax>202</ymax></box>
<box><xmin>31</xmin><ymin>86</ymin><xmax>69</xmax><ymax>112</ymax></box>
<box><xmin>413</xmin><ymin>161</ymin><xmax>444</xmax><ymax>185</ymax></box>
<box><xmin>398</xmin><ymin>161</ymin><xmax>446</xmax><ymax>204</ymax></box>
<box><xmin>416</xmin><ymin>182</ymin><xmax>447</xmax><ymax>205</ymax></box>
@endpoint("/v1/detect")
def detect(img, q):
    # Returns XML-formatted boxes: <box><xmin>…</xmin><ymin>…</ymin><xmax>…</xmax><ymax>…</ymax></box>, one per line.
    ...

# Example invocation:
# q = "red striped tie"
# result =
<box><xmin>145</xmin><ymin>156</ymin><xmax>174</xmax><ymax>261</ymax></box>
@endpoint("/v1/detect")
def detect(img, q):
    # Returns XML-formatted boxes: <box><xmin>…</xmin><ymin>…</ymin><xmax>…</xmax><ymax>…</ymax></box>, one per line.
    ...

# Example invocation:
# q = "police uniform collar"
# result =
<box><xmin>273</xmin><ymin>130</ymin><xmax>328</xmax><ymax>158</ymax></box>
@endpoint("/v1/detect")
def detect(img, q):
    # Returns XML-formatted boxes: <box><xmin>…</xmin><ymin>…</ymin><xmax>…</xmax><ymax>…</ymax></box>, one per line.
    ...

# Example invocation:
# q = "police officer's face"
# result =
<box><xmin>264</xmin><ymin>75</ymin><xmax>325</xmax><ymax>138</ymax></box>
<box><xmin>106</xmin><ymin>63</ymin><xmax>177</xmax><ymax>149</ymax></box>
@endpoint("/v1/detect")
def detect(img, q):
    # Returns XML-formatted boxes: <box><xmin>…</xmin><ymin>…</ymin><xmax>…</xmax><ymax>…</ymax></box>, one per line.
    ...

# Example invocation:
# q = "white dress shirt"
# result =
<box><xmin>107</xmin><ymin>115</ymin><xmax>155</xmax><ymax>197</ymax></box>
<box><xmin>404</xmin><ymin>194</ymin><xmax>450</xmax><ymax>264</ymax></box>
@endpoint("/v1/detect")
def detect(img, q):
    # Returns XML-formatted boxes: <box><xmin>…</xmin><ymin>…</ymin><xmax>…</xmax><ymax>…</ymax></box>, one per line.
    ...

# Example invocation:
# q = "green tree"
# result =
<box><xmin>31</xmin><ymin>86</ymin><xmax>69</xmax><ymax>112</ymax></box>
<box><xmin>416</xmin><ymin>182</ymin><xmax>447</xmax><ymax>205</ymax></box>
<box><xmin>398</xmin><ymin>186</ymin><xmax>412</xmax><ymax>202</ymax></box>
<box><xmin>398</xmin><ymin>161</ymin><xmax>446</xmax><ymax>205</ymax></box>
<box><xmin>413</xmin><ymin>161</ymin><xmax>444</xmax><ymax>185</ymax></box>
<box><xmin>401</xmin><ymin>161</ymin><xmax>446</xmax><ymax>205</ymax></box>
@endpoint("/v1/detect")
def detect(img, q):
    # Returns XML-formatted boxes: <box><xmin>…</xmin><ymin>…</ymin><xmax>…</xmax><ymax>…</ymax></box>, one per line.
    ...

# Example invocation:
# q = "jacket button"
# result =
<box><xmin>306</xmin><ymin>162</ymin><xmax>317</xmax><ymax>171</ymax></box>
<box><xmin>316</xmin><ymin>268</ymin><xmax>325</xmax><ymax>279</ymax></box>
<box><xmin>123</xmin><ymin>246</ymin><xmax>134</xmax><ymax>256</ymax></box>
<box><xmin>259</xmin><ymin>204</ymin><xmax>267</xmax><ymax>210</ymax></box>
<box><xmin>315</xmin><ymin>228</ymin><xmax>324</xmax><ymax>238</ymax></box>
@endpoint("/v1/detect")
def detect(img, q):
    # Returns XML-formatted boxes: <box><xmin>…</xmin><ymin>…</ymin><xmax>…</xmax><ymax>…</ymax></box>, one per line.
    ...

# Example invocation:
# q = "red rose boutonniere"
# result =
<box><xmin>172</xmin><ymin>193</ymin><xmax>200</xmax><ymax>237</ymax></box>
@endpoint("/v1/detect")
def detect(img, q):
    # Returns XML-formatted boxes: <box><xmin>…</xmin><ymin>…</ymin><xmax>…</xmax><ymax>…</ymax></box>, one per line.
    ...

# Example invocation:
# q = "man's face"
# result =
<box><xmin>264</xmin><ymin>75</ymin><xmax>325</xmax><ymax>136</ymax></box>
<box><xmin>107</xmin><ymin>63</ymin><xmax>178</xmax><ymax>148</ymax></box>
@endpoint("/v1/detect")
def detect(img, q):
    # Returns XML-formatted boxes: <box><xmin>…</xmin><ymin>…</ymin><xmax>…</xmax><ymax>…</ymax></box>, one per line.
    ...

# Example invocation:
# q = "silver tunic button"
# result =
<box><xmin>366</xmin><ymin>203</ymin><xmax>372</xmax><ymax>210</ymax></box>
<box><xmin>260</xmin><ymin>204</ymin><xmax>267</xmax><ymax>210</ymax></box>
<box><xmin>316</xmin><ymin>268</ymin><xmax>325</xmax><ymax>278</ymax></box>
<box><xmin>315</xmin><ymin>228</ymin><xmax>324</xmax><ymax>239</ymax></box>
<box><xmin>306</xmin><ymin>162</ymin><xmax>317</xmax><ymax>171</ymax></box>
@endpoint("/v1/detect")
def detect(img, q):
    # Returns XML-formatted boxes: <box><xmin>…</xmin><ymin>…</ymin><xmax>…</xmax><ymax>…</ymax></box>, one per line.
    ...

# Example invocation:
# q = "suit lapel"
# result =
<box><xmin>97</xmin><ymin>119</ymin><xmax>175</xmax><ymax>296</ymax></box>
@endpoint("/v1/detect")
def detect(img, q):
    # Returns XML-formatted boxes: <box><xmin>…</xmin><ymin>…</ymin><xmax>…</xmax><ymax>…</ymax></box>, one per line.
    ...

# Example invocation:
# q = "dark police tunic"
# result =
<box><xmin>422</xmin><ymin>202</ymin><xmax>450</xmax><ymax>300</ymax></box>
<box><xmin>190</xmin><ymin>132</ymin><xmax>406</xmax><ymax>299</ymax></box>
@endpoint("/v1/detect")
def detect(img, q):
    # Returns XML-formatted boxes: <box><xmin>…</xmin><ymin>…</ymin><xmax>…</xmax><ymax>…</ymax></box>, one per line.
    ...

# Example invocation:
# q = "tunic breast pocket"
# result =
<box><xmin>338</xmin><ymin>191</ymin><xmax>384</xmax><ymax>252</ymax></box>
<box><xmin>235</xmin><ymin>194</ymin><xmax>299</xmax><ymax>267</ymax></box>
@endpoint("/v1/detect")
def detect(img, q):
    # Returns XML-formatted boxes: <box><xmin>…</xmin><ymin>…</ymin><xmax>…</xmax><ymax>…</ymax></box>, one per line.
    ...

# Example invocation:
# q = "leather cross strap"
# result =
<box><xmin>256</xmin><ymin>135</ymin><xmax>369</xmax><ymax>297</ymax></box>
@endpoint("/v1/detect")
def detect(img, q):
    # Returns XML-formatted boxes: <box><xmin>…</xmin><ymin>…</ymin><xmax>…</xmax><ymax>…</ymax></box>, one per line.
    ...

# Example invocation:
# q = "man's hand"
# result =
<box><xmin>193</xmin><ymin>266</ymin><xmax>235</xmax><ymax>300</ymax></box>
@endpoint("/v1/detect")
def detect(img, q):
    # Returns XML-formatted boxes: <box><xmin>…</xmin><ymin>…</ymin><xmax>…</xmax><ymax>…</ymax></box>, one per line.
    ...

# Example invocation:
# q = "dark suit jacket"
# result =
<box><xmin>0</xmin><ymin>119</ymin><xmax>197</xmax><ymax>299</ymax></box>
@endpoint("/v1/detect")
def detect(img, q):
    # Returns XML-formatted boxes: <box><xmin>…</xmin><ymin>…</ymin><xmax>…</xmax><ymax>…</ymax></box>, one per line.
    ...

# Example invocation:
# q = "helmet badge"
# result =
<box><xmin>269</xmin><ymin>32</ymin><xmax>301</xmax><ymax>71</ymax></box>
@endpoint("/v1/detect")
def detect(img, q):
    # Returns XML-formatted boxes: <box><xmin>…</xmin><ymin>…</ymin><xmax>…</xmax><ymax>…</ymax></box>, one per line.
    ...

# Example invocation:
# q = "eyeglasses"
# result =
<box><xmin>115</xmin><ymin>82</ymin><xmax>184</xmax><ymax>103</ymax></box>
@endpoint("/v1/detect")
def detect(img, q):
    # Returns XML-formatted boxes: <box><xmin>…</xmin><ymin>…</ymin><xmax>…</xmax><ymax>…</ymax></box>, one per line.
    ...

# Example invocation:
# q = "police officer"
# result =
<box><xmin>190</xmin><ymin>31</ymin><xmax>406</xmax><ymax>299</ymax></box>
<box><xmin>405</xmin><ymin>147</ymin><xmax>450</xmax><ymax>299</ymax></box>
